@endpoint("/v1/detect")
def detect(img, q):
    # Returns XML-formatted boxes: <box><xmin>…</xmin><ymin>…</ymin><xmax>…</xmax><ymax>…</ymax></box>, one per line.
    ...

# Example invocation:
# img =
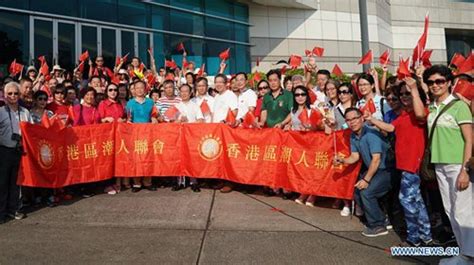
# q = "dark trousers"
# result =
<box><xmin>0</xmin><ymin>146</ymin><xmax>22</xmax><ymax>219</ymax></box>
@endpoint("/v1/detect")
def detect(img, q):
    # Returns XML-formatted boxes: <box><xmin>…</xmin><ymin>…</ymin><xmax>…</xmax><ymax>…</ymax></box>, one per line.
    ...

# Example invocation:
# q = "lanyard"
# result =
<box><xmin>6</xmin><ymin>105</ymin><xmax>21</xmax><ymax>132</ymax></box>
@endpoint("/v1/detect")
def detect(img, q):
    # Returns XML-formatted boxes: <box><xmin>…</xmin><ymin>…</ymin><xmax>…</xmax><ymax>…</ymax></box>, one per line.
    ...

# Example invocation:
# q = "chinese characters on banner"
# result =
<box><xmin>19</xmin><ymin>123</ymin><xmax>360</xmax><ymax>199</ymax></box>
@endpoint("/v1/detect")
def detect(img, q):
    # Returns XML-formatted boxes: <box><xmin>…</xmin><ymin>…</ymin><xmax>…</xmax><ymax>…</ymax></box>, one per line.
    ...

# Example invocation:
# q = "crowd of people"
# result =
<box><xmin>0</xmin><ymin>50</ymin><xmax>473</xmax><ymax>264</ymax></box>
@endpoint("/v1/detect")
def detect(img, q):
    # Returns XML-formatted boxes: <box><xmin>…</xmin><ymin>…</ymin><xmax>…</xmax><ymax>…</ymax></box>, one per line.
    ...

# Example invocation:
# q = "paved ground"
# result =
<box><xmin>0</xmin><ymin>187</ymin><xmax>443</xmax><ymax>264</ymax></box>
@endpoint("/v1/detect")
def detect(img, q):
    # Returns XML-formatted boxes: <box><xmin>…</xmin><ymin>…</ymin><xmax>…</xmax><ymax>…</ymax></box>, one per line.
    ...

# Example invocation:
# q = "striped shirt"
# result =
<box><xmin>155</xmin><ymin>96</ymin><xmax>182</xmax><ymax>122</ymax></box>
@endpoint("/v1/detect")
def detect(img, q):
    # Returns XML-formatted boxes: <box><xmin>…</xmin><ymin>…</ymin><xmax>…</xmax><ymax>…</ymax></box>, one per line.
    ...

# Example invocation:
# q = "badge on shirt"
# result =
<box><xmin>278</xmin><ymin>101</ymin><xmax>283</xmax><ymax>107</ymax></box>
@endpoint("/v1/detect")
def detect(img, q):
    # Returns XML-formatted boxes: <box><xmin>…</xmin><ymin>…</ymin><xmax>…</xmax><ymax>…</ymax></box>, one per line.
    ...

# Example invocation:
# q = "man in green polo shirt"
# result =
<box><xmin>259</xmin><ymin>69</ymin><xmax>293</xmax><ymax>128</ymax></box>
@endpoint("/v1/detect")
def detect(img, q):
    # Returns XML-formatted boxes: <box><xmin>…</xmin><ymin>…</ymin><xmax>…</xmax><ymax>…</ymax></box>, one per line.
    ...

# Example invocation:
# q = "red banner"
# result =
<box><xmin>19</xmin><ymin>123</ymin><xmax>360</xmax><ymax>199</ymax></box>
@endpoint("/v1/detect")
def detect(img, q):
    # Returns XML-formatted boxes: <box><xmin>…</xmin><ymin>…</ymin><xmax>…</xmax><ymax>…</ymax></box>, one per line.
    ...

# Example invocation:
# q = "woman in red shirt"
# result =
<box><xmin>73</xmin><ymin>88</ymin><xmax>101</xmax><ymax>126</ymax></box>
<box><xmin>98</xmin><ymin>83</ymin><xmax>125</xmax><ymax>123</ymax></box>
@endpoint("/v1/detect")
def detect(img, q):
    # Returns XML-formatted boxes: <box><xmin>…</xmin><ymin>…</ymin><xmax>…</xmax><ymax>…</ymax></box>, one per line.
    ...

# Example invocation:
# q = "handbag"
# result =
<box><xmin>420</xmin><ymin>99</ymin><xmax>459</xmax><ymax>181</ymax></box>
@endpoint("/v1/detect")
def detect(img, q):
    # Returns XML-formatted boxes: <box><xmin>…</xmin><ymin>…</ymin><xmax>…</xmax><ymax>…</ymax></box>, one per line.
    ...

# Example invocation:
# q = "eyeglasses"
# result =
<box><xmin>294</xmin><ymin>93</ymin><xmax>307</xmax><ymax>97</ymax></box>
<box><xmin>386</xmin><ymin>97</ymin><xmax>399</xmax><ymax>102</ymax></box>
<box><xmin>258</xmin><ymin>86</ymin><xmax>269</xmax><ymax>90</ymax></box>
<box><xmin>399</xmin><ymin>92</ymin><xmax>411</xmax><ymax>97</ymax></box>
<box><xmin>345</xmin><ymin>116</ymin><xmax>361</xmax><ymax>123</ymax></box>
<box><xmin>338</xmin><ymin>90</ymin><xmax>351</xmax><ymax>95</ymax></box>
<box><xmin>7</xmin><ymin>92</ymin><xmax>19</xmax><ymax>96</ymax></box>
<box><xmin>358</xmin><ymin>83</ymin><xmax>371</xmax><ymax>87</ymax></box>
<box><xmin>425</xmin><ymin>79</ymin><xmax>447</xmax><ymax>86</ymax></box>
<box><xmin>108</xmin><ymin>89</ymin><xmax>118</xmax><ymax>92</ymax></box>
<box><xmin>37</xmin><ymin>97</ymin><xmax>48</xmax><ymax>101</ymax></box>
<box><xmin>54</xmin><ymin>91</ymin><xmax>64</xmax><ymax>95</ymax></box>
<box><xmin>96</xmin><ymin>60</ymin><xmax>104</xmax><ymax>62</ymax></box>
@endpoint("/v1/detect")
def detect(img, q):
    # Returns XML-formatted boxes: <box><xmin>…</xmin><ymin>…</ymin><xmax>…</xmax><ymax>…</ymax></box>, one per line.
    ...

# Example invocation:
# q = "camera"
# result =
<box><xmin>11</xmin><ymin>133</ymin><xmax>21</xmax><ymax>142</ymax></box>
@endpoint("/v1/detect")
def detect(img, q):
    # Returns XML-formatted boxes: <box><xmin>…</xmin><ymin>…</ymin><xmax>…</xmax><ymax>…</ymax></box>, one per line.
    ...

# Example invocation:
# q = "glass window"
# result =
<box><xmin>204</xmin><ymin>0</ymin><xmax>233</xmax><ymax>19</ymax></box>
<box><xmin>118</xmin><ymin>0</ymin><xmax>147</xmax><ymax>27</ymax></box>
<box><xmin>235</xmin><ymin>44</ymin><xmax>250</xmax><ymax>73</ymax></box>
<box><xmin>445</xmin><ymin>29</ymin><xmax>474</xmax><ymax>64</ymax></box>
<box><xmin>34</xmin><ymin>19</ymin><xmax>53</xmax><ymax>67</ymax></box>
<box><xmin>152</xmin><ymin>33</ymin><xmax>170</xmax><ymax>69</ymax></box>
<box><xmin>169</xmin><ymin>0</ymin><xmax>202</xmax><ymax>12</ymax></box>
<box><xmin>234</xmin><ymin>3</ymin><xmax>249</xmax><ymax>23</ymax></box>
<box><xmin>170</xmin><ymin>10</ymin><xmax>204</xmax><ymax>36</ymax></box>
<box><xmin>0</xmin><ymin>0</ymin><xmax>28</xmax><ymax>9</ymax></box>
<box><xmin>30</xmin><ymin>0</ymin><xmax>77</xmax><ymax>17</ymax></box>
<box><xmin>0</xmin><ymin>11</ymin><xmax>28</xmax><ymax>68</ymax></box>
<box><xmin>151</xmin><ymin>6</ymin><xmax>169</xmax><ymax>31</ymax></box>
<box><xmin>79</xmin><ymin>0</ymin><xmax>117</xmax><ymax>23</ymax></box>
<box><xmin>121</xmin><ymin>30</ymin><xmax>135</xmax><ymax>61</ymax></box>
<box><xmin>81</xmin><ymin>26</ymin><xmax>97</xmax><ymax>60</ymax></box>
<box><xmin>205</xmin><ymin>17</ymin><xmax>233</xmax><ymax>41</ymax></box>
<box><xmin>101</xmin><ymin>28</ymin><xmax>116</xmax><ymax>69</ymax></box>
<box><xmin>58</xmin><ymin>22</ymin><xmax>76</xmax><ymax>71</ymax></box>
<box><xmin>138</xmin><ymin>33</ymin><xmax>150</xmax><ymax>67</ymax></box>
<box><xmin>206</xmin><ymin>42</ymin><xmax>235</xmax><ymax>75</ymax></box>
<box><xmin>235</xmin><ymin>24</ymin><xmax>249</xmax><ymax>43</ymax></box>
<box><xmin>170</xmin><ymin>36</ymin><xmax>204</xmax><ymax>71</ymax></box>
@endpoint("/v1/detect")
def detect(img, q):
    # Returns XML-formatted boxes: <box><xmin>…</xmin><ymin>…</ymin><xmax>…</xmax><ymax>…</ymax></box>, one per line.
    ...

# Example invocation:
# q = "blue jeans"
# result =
<box><xmin>399</xmin><ymin>171</ymin><xmax>432</xmax><ymax>244</ymax></box>
<box><xmin>354</xmin><ymin>169</ymin><xmax>391</xmax><ymax>228</ymax></box>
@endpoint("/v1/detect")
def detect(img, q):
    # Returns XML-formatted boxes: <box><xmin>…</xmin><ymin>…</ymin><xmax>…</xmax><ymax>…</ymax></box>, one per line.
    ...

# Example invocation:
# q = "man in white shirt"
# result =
<box><xmin>211</xmin><ymin>74</ymin><xmax>238</xmax><ymax>123</ymax></box>
<box><xmin>191</xmin><ymin>77</ymin><xmax>214</xmax><ymax>123</ymax></box>
<box><xmin>232</xmin><ymin>72</ymin><xmax>257</xmax><ymax>124</ymax></box>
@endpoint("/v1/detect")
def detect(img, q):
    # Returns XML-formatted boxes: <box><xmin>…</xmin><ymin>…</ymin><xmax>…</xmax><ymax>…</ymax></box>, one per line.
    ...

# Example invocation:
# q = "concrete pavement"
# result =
<box><xmin>0</xmin><ymin>188</ymin><xmax>442</xmax><ymax>264</ymax></box>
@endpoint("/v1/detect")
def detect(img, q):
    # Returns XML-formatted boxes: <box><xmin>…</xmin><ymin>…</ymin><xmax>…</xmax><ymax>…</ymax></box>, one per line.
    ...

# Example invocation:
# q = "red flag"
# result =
<box><xmin>358</xmin><ymin>50</ymin><xmax>373</xmax><ymax>65</ymax></box>
<box><xmin>253</xmin><ymin>72</ymin><xmax>261</xmax><ymax>82</ymax></box>
<box><xmin>308</xmin><ymin>89</ymin><xmax>318</xmax><ymax>104</ymax></box>
<box><xmin>79</xmin><ymin>50</ymin><xmax>89</xmax><ymax>62</ymax></box>
<box><xmin>40</xmin><ymin>113</ymin><xmax>51</xmax><ymax>128</ymax></box>
<box><xmin>197</xmin><ymin>63</ymin><xmax>205</xmax><ymax>77</ymax></box>
<box><xmin>421</xmin><ymin>50</ymin><xmax>433</xmax><ymax>67</ymax></box>
<box><xmin>397</xmin><ymin>57</ymin><xmax>411</xmax><ymax>80</ymax></box>
<box><xmin>219</xmin><ymin>48</ymin><xmax>231</xmax><ymax>61</ymax></box>
<box><xmin>165</xmin><ymin>73</ymin><xmax>174</xmax><ymax>81</ymax></box>
<box><xmin>242</xmin><ymin>111</ymin><xmax>256</xmax><ymax>128</ymax></box>
<box><xmin>309</xmin><ymin>109</ymin><xmax>323</xmax><ymax>127</ymax></box>
<box><xmin>298</xmin><ymin>109</ymin><xmax>310</xmax><ymax>126</ymax></box>
<box><xmin>412</xmin><ymin>13</ymin><xmax>429</xmax><ymax>67</ymax></box>
<box><xmin>280</xmin><ymin>65</ymin><xmax>287</xmax><ymax>75</ymax></box>
<box><xmin>38</xmin><ymin>56</ymin><xmax>46</xmax><ymax>65</ymax></box>
<box><xmin>146</xmin><ymin>73</ymin><xmax>156</xmax><ymax>87</ymax></box>
<box><xmin>331</xmin><ymin>64</ymin><xmax>344</xmax><ymax>77</ymax></box>
<box><xmin>200</xmin><ymin>100</ymin><xmax>211</xmax><ymax>115</ymax></box>
<box><xmin>9</xmin><ymin>59</ymin><xmax>24</xmax><ymax>76</ymax></box>
<box><xmin>115</xmin><ymin>56</ymin><xmax>121</xmax><ymax>67</ymax></box>
<box><xmin>50</xmin><ymin>115</ymin><xmax>66</xmax><ymax>130</ymax></box>
<box><xmin>312</xmin><ymin>47</ymin><xmax>324</xmax><ymax>57</ymax></box>
<box><xmin>453</xmin><ymin>79</ymin><xmax>474</xmax><ymax>100</ymax></box>
<box><xmin>164</xmin><ymin>106</ymin><xmax>180</xmax><ymax>121</ymax></box>
<box><xmin>305</xmin><ymin>50</ymin><xmax>312</xmax><ymax>57</ymax></box>
<box><xmin>165</xmin><ymin>59</ymin><xmax>177</xmax><ymax>69</ymax></box>
<box><xmin>111</xmin><ymin>74</ymin><xmax>121</xmax><ymax>85</ymax></box>
<box><xmin>40</xmin><ymin>62</ymin><xmax>49</xmax><ymax>76</ymax></box>
<box><xmin>379</xmin><ymin>50</ymin><xmax>391</xmax><ymax>65</ymax></box>
<box><xmin>289</xmin><ymin>55</ymin><xmax>302</xmax><ymax>69</ymax></box>
<box><xmin>176</xmin><ymin>42</ymin><xmax>185</xmax><ymax>53</ymax></box>
<box><xmin>361</xmin><ymin>98</ymin><xmax>376</xmax><ymax>114</ymax></box>
<box><xmin>457</xmin><ymin>53</ymin><xmax>473</xmax><ymax>74</ymax></box>
<box><xmin>450</xmin><ymin>53</ymin><xmax>466</xmax><ymax>68</ymax></box>
<box><xmin>139</xmin><ymin>63</ymin><xmax>145</xmax><ymax>72</ymax></box>
<box><xmin>225</xmin><ymin>108</ymin><xmax>236</xmax><ymax>124</ymax></box>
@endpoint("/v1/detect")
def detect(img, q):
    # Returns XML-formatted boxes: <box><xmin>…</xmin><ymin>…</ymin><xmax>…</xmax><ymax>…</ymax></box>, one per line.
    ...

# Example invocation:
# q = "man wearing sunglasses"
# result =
<box><xmin>0</xmin><ymin>82</ymin><xmax>33</xmax><ymax>224</ymax></box>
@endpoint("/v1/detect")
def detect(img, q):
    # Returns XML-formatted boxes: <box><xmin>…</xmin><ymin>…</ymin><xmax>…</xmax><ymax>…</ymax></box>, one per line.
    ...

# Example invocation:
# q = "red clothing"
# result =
<box><xmin>255</xmin><ymin>97</ymin><xmax>263</xmax><ymax>119</ymax></box>
<box><xmin>98</xmin><ymin>99</ymin><xmax>125</xmax><ymax>121</ymax></box>
<box><xmin>391</xmin><ymin>110</ymin><xmax>426</xmax><ymax>173</ymax></box>
<box><xmin>47</xmin><ymin>101</ymin><xmax>69</xmax><ymax>116</ymax></box>
<box><xmin>92</xmin><ymin>66</ymin><xmax>114</xmax><ymax>78</ymax></box>
<box><xmin>73</xmin><ymin>104</ymin><xmax>101</xmax><ymax>126</ymax></box>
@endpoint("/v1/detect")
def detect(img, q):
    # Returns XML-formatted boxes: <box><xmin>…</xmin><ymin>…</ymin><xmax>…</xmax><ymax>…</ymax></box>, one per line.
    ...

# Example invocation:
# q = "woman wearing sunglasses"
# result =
<box><xmin>254</xmin><ymin>80</ymin><xmax>270</xmax><ymax>123</ymax></box>
<box><xmin>30</xmin><ymin>91</ymin><xmax>54</xmax><ymax>124</ymax></box>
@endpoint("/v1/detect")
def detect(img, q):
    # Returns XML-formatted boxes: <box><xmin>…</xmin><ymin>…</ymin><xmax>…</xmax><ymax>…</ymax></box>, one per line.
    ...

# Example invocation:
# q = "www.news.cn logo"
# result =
<box><xmin>390</xmin><ymin>246</ymin><xmax>460</xmax><ymax>256</ymax></box>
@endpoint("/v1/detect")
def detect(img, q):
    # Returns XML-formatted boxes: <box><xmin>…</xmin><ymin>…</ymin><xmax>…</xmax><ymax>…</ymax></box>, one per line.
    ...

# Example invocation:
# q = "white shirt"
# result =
<box><xmin>192</xmin><ymin>94</ymin><xmax>215</xmax><ymax>123</ymax></box>
<box><xmin>312</xmin><ymin>86</ymin><xmax>327</xmax><ymax>104</ymax></box>
<box><xmin>212</xmin><ymin>90</ymin><xmax>238</xmax><ymax>123</ymax></box>
<box><xmin>236</xmin><ymin>88</ymin><xmax>257</xmax><ymax>120</ymax></box>
<box><xmin>175</xmin><ymin>100</ymin><xmax>203</xmax><ymax>123</ymax></box>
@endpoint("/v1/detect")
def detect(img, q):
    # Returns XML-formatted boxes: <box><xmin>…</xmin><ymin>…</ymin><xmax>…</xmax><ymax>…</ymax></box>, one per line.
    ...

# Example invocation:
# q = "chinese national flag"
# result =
<box><xmin>164</xmin><ymin>106</ymin><xmax>180</xmax><ymax>121</ymax></box>
<box><xmin>379</xmin><ymin>50</ymin><xmax>391</xmax><ymax>65</ymax></box>
<box><xmin>50</xmin><ymin>115</ymin><xmax>66</xmax><ymax>130</ymax></box>
<box><xmin>362</xmin><ymin>98</ymin><xmax>376</xmax><ymax>114</ymax></box>
<box><xmin>280</xmin><ymin>65</ymin><xmax>287</xmax><ymax>75</ymax></box>
<box><xmin>40</xmin><ymin>62</ymin><xmax>49</xmax><ymax>76</ymax></box>
<box><xmin>139</xmin><ymin>63</ymin><xmax>145</xmax><ymax>72</ymax></box>
<box><xmin>358</xmin><ymin>50</ymin><xmax>373</xmax><ymax>65</ymax></box>
<box><xmin>176</xmin><ymin>42</ymin><xmax>185</xmax><ymax>53</ymax></box>
<box><xmin>182</xmin><ymin>57</ymin><xmax>189</xmax><ymax>69</ymax></box>
<box><xmin>305</xmin><ymin>49</ymin><xmax>312</xmax><ymax>57</ymax></box>
<box><xmin>453</xmin><ymin>79</ymin><xmax>474</xmax><ymax>100</ymax></box>
<box><xmin>331</xmin><ymin>64</ymin><xmax>344</xmax><ymax>77</ymax></box>
<box><xmin>298</xmin><ymin>109</ymin><xmax>310</xmax><ymax>126</ymax></box>
<box><xmin>219</xmin><ymin>48</ymin><xmax>231</xmax><ymax>61</ymax></box>
<box><xmin>397</xmin><ymin>57</ymin><xmax>411</xmax><ymax>80</ymax></box>
<box><xmin>200</xmin><ymin>100</ymin><xmax>211</xmax><ymax>115</ymax></box>
<box><xmin>312</xmin><ymin>46</ymin><xmax>324</xmax><ymax>57</ymax></box>
<box><xmin>412</xmin><ymin>13</ymin><xmax>429</xmax><ymax>67</ymax></box>
<box><xmin>115</xmin><ymin>56</ymin><xmax>121</xmax><ymax>67</ymax></box>
<box><xmin>9</xmin><ymin>59</ymin><xmax>24</xmax><ymax>76</ymax></box>
<box><xmin>79</xmin><ymin>50</ymin><xmax>89</xmax><ymax>62</ymax></box>
<box><xmin>40</xmin><ymin>113</ymin><xmax>51</xmax><ymax>128</ymax></box>
<box><xmin>309</xmin><ymin>109</ymin><xmax>323</xmax><ymax>127</ymax></box>
<box><xmin>111</xmin><ymin>75</ymin><xmax>121</xmax><ymax>85</ymax></box>
<box><xmin>421</xmin><ymin>50</ymin><xmax>433</xmax><ymax>67</ymax></box>
<box><xmin>253</xmin><ymin>72</ymin><xmax>261</xmax><ymax>82</ymax></box>
<box><xmin>146</xmin><ymin>73</ymin><xmax>156</xmax><ymax>87</ymax></box>
<box><xmin>289</xmin><ymin>55</ymin><xmax>302</xmax><ymax>69</ymax></box>
<box><xmin>165</xmin><ymin>59</ymin><xmax>177</xmax><ymax>69</ymax></box>
<box><xmin>242</xmin><ymin>111</ymin><xmax>256</xmax><ymax>128</ymax></box>
<box><xmin>165</xmin><ymin>73</ymin><xmax>174</xmax><ymax>81</ymax></box>
<box><xmin>308</xmin><ymin>88</ymin><xmax>318</xmax><ymax>104</ymax></box>
<box><xmin>450</xmin><ymin>53</ymin><xmax>466</xmax><ymax>68</ymax></box>
<box><xmin>457</xmin><ymin>53</ymin><xmax>473</xmax><ymax>74</ymax></box>
<box><xmin>225</xmin><ymin>108</ymin><xmax>236</xmax><ymax>124</ymax></box>
<box><xmin>38</xmin><ymin>56</ymin><xmax>46</xmax><ymax>65</ymax></box>
<box><xmin>197</xmin><ymin>63</ymin><xmax>205</xmax><ymax>77</ymax></box>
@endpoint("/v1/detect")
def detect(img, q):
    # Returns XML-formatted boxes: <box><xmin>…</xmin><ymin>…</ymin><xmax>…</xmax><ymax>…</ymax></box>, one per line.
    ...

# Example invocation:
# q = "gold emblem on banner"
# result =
<box><xmin>198</xmin><ymin>134</ymin><xmax>223</xmax><ymax>161</ymax></box>
<box><xmin>38</xmin><ymin>140</ymin><xmax>55</xmax><ymax>169</ymax></box>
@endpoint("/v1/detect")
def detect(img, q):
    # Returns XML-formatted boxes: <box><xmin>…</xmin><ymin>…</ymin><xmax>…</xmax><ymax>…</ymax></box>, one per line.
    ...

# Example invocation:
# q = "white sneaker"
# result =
<box><xmin>305</xmin><ymin>201</ymin><xmax>315</xmax><ymax>207</ymax></box>
<box><xmin>295</xmin><ymin>198</ymin><xmax>304</xmax><ymax>205</ymax></box>
<box><xmin>340</xmin><ymin>206</ymin><xmax>350</xmax><ymax>217</ymax></box>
